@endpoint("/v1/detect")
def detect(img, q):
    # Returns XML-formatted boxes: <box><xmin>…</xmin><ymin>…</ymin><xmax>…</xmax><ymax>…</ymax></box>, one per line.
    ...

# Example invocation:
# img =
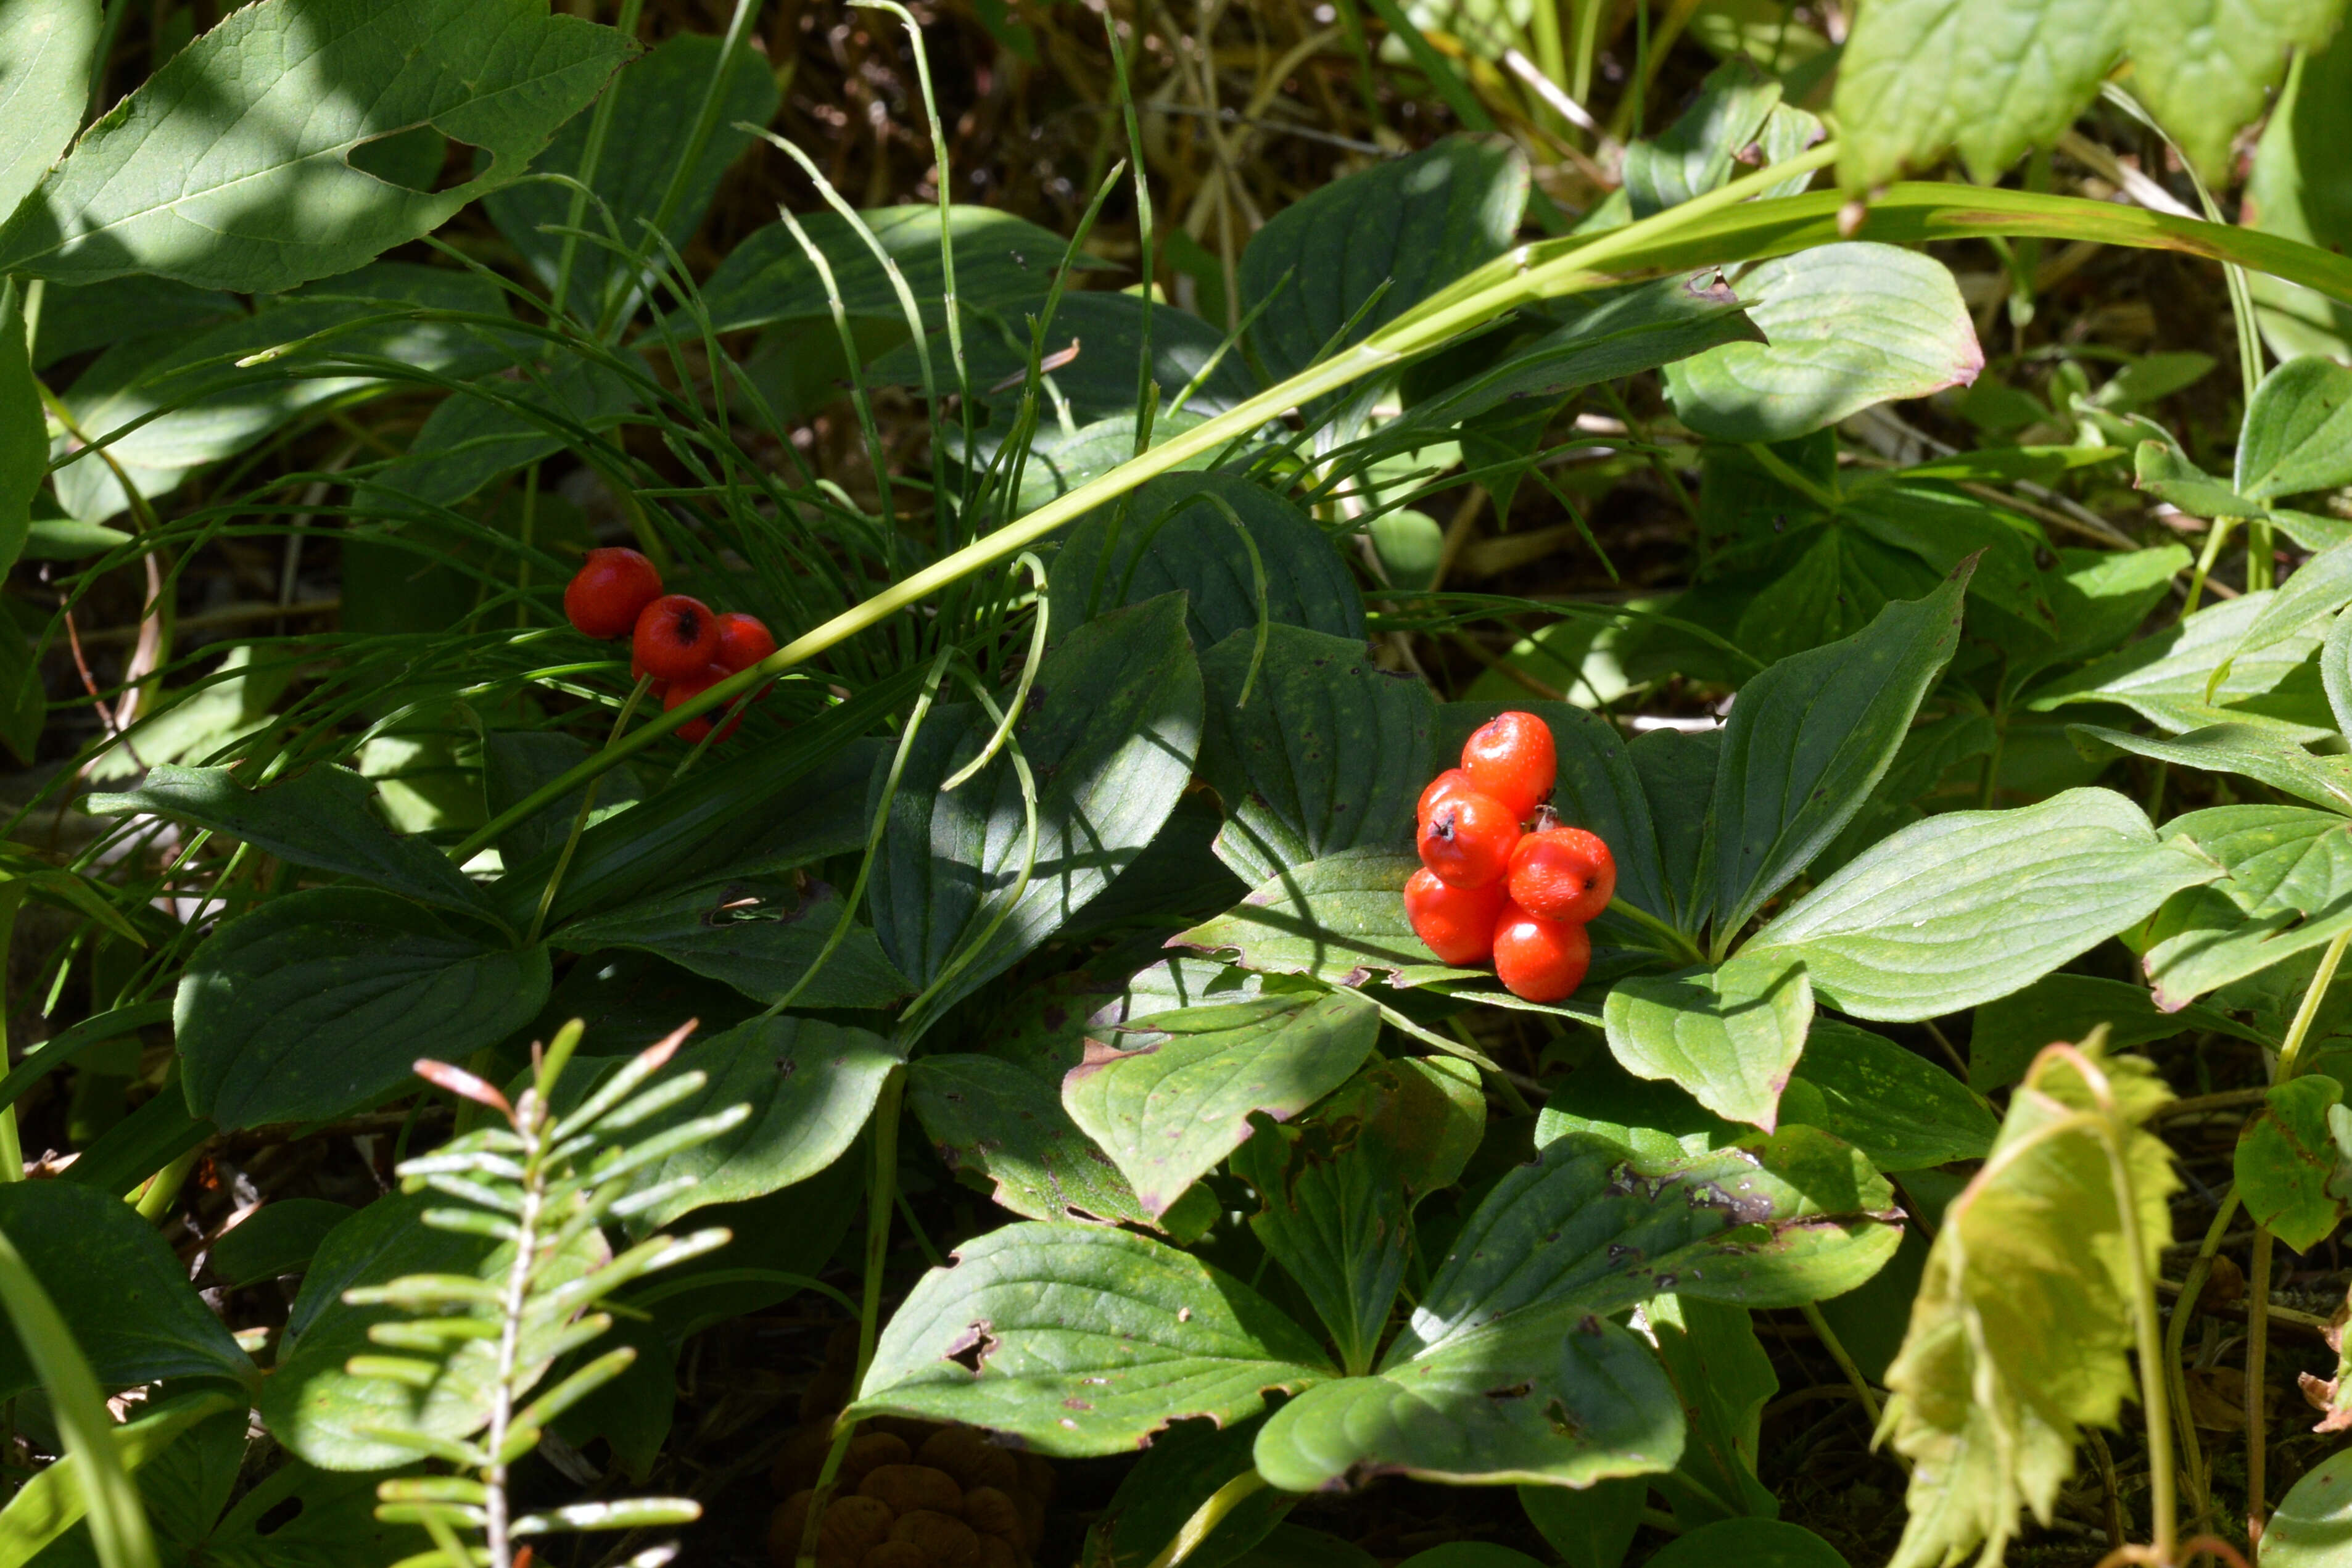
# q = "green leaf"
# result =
<box><xmin>2229</xmin><ymin>540</ymin><xmax>2352</xmax><ymax>664</ymax></box>
<box><xmin>0</xmin><ymin>281</ymin><xmax>41</xmax><ymax>580</ymax></box>
<box><xmin>484</xmin><ymin>31</ymin><xmax>777</xmax><ymax>318</ymax></box>
<box><xmin>2141</xmin><ymin>882</ymin><xmax>2352</xmax><ymax>1011</ymax></box>
<box><xmin>1232</xmin><ymin>1055</ymin><xmax>1485</xmax><ymax>1374</ymax></box>
<box><xmin>1081</xmin><ymin>1415</ymin><xmax>1292</xmax><ymax>1568</ymax></box>
<box><xmin>1630</xmin><ymin>728</ymin><xmax>1719</xmax><ymax>930</ymax></box>
<box><xmin>0</xmin><ymin>1183</ymin><xmax>252</xmax><ymax>1399</ymax></box>
<box><xmin>1517</xmin><ymin>1479</ymin><xmax>1645</xmax><ymax>1568</ymax></box>
<box><xmin>592</xmin><ymin>1016</ymin><xmax>896</xmax><ymax>1227</ymax></box>
<box><xmin>851</xmin><ymin>1222</ymin><xmax>1334</xmax><ymax>1455</ymax></box>
<box><xmin>86</xmin><ymin>645</ymin><xmax>289</xmax><ymax>783</ymax></box>
<box><xmin>2073</xmin><ymin>722</ymin><xmax>2352</xmax><ymax>814</ymax></box>
<box><xmin>2167</xmin><ymin>804</ymin><xmax>2352</xmax><ymax>917</ymax></box>
<box><xmin>0</xmin><ymin>0</ymin><xmax>632</xmax><ymax>290</ymax></box>
<box><xmin>1665</xmin><ymin>244</ymin><xmax>1983</xmax><ymax>443</ymax></box>
<box><xmin>2240</xmin><ymin>357</ymin><xmax>2352</xmax><ymax>502</ymax></box>
<box><xmin>87</xmin><ymin>764</ymin><xmax>497</xmax><ymax>920</ymax></box>
<box><xmin>2267</xmin><ymin>1450</ymin><xmax>2352</xmax><ymax>1567</ymax></box>
<box><xmin>207</xmin><ymin>1199</ymin><xmax>354</xmax><ymax>1289</ymax></box>
<box><xmin>1646</xmin><ymin>1295</ymin><xmax>1779</xmax><ymax>1522</ymax></box>
<box><xmin>872</xmin><ymin>594</ymin><xmax>1202</xmax><ymax>1025</ymax></box>
<box><xmin>196</xmin><ymin>1460</ymin><xmax>429</xmax><ymax>1567</ymax></box>
<box><xmin>1063</xmin><ymin>990</ymin><xmax>1381</xmax><ymax>1218</ymax></box>
<box><xmin>1169</xmin><ymin>852</ymin><xmax>1481</xmax><ymax>991</ymax></box>
<box><xmin>1048</xmin><ymin>472</ymin><xmax>1365</xmax><ymax>650</ymax></box>
<box><xmin>1602</xmin><ymin>951</ymin><xmax>1813</xmax><ymax>1131</ymax></box>
<box><xmin>696</xmin><ymin>204</ymin><xmax>1103</xmax><ymax>336</ymax></box>
<box><xmin>0</xmin><ymin>1389</ymin><xmax>237</xmax><ymax>1568</ymax></box>
<box><xmin>1645</xmin><ymin>1519</ymin><xmax>1851</xmax><ymax>1568</ymax></box>
<box><xmin>175</xmin><ymin>888</ymin><xmax>551</xmax><ymax>1130</ymax></box>
<box><xmin>2128</xmin><ymin>0</ymin><xmax>2346</xmax><ymax>187</ymax></box>
<box><xmin>1780</xmin><ymin>1019</ymin><xmax>1998</xmax><ymax>1171</ymax></box>
<box><xmin>551</xmin><ymin>871</ymin><xmax>909</xmax><ymax>1010</ymax></box>
<box><xmin>357</xmin><ymin>354</ymin><xmax>637</xmax><ymax>514</ymax></box>
<box><xmin>1239</xmin><ymin>135</ymin><xmax>1527</xmax><ymax>396</ymax></box>
<box><xmin>1696</xmin><ymin>561</ymin><xmax>1968</xmax><ymax>938</ymax></box>
<box><xmin>1625</xmin><ymin>57</ymin><xmax>1821</xmax><ymax>219</ymax></box>
<box><xmin>480</xmin><ymin>730</ymin><xmax>644</xmax><ymax>869</ymax></box>
<box><xmin>2246</xmin><ymin>32</ymin><xmax>2352</xmax><ymax>364</ymax></box>
<box><xmin>2030</xmin><ymin>588</ymin><xmax>2338</xmax><ymax>741</ymax></box>
<box><xmin>2235</xmin><ymin>1075</ymin><xmax>2350</xmax><ymax>1252</ymax></box>
<box><xmin>0</xmin><ymin>0</ymin><xmax>96</xmax><ymax>228</ymax></box>
<box><xmin>2133</xmin><ymin>440</ymin><xmax>2263</xmax><ymax>520</ymax></box>
<box><xmin>1881</xmin><ymin>1039</ymin><xmax>2177</xmax><ymax>1568</ymax></box>
<box><xmin>908</xmin><ymin>1052</ymin><xmax>1158</xmax><ymax>1229</ymax></box>
<box><xmin>1745</xmin><ymin>787</ymin><xmax>2219</xmax><ymax>1021</ymax></box>
<box><xmin>1196</xmin><ymin>625</ymin><xmax>1433</xmax><ymax>883</ymax></box>
<box><xmin>872</xmin><ymin>292</ymin><xmax>1263</xmax><ymax>421</ymax></box>
<box><xmin>1970</xmin><ymin>972</ymin><xmax>2264</xmax><ymax>1092</ymax></box>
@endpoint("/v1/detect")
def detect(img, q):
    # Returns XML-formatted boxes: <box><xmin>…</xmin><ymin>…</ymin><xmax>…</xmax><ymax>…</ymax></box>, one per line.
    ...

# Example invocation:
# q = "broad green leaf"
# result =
<box><xmin>1239</xmin><ymin>135</ymin><xmax>1527</xmax><ymax>396</ymax></box>
<box><xmin>1536</xmin><ymin>1052</ymin><xmax>1744</xmax><ymax>1164</ymax></box>
<box><xmin>175</xmin><ymin>888</ymin><xmax>551</xmax><ymax>1129</ymax></box>
<box><xmin>1063</xmin><ymin>990</ymin><xmax>1381</xmax><ymax>1218</ymax></box>
<box><xmin>0</xmin><ymin>1389</ymin><xmax>238</xmax><ymax>1568</ymax></box>
<box><xmin>1881</xmin><ymin>1039</ymin><xmax>2177</xmax><ymax>1568</ymax></box>
<box><xmin>0</xmin><ymin>0</ymin><xmax>632</xmax><ymax>290</ymax></box>
<box><xmin>87</xmin><ymin>763</ymin><xmax>497</xmax><ymax>920</ymax></box>
<box><xmin>195</xmin><ymin>1460</ymin><xmax>429</xmax><ymax>1567</ymax></box>
<box><xmin>48</xmin><ymin>263</ymin><xmax>515</xmax><ymax>521</ymax></box>
<box><xmin>0</xmin><ymin>0</ymin><xmax>96</xmax><ymax>226</ymax></box>
<box><xmin>1233</xmin><ymin>1527</ymin><xmax>1379</xmax><ymax>1568</ymax></box>
<box><xmin>1744</xmin><ymin>787</ymin><xmax>2220</xmax><ymax>1021</ymax></box>
<box><xmin>1517</xmin><ymin>1479</ymin><xmax>1645</xmax><ymax>1568</ymax></box>
<box><xmin>2133</xmin><ymin>440</ymin><xmax>2263</xmax><ymax>520</ymax></box>
<box><xmin>1624</xmin><ymin>57</ymin><xmax>1820</xmax><ymax>218</ymax></box>
<box><xmin>977</xmin><ymin>408</ymin><xmax>1239</xmax><ymax>514</ymax></box>
<box><xmin>480</xmin><ymin>729</ymin><xmax>645</xmax><ymax>868</ymax></box>
<box><xmin>551</xmin><ymin>872</ymin><xmax>909</xmax><ymax>1010</ymax></box>
<box><xmin>2329</xmin><ymin>605</ymin><xmax>2352</xmax><ymax>737</ymax></box>
<box><xmin>1080</xmin><ymin>1415</ymin><xmax>1292</xmax><ymax>1568</ymax></box>
<box><xmin>2269</xmin><ymin>1451</ymin><xmax>2352</xmax><ymax>1567</ymax></box>
<box><xmin>27</xmin><ymin>278</ymin><xmax>237</xmax><ymax>372</ymax></box>
<box><xmin>1646</xmin><ymin>1295</ymin><xmax>1778</xmax><ymax>1522</ymax></box>
<box><xmin>851</xmin><ymin>1222</ymin><xmax>1333</xmax><ymax>1454</ymax></box>
<box><xmin>0</xmin><ymin>281</ymin><xmax>39</xmax><ymax>580</ymax></box>
<box><xmin>1048</xmin><ymin>472</ymin><xmax>1366</xmax><ymax>650</ymax></box>
<box><xmin>1969</xmin><ymin>972</ymin><xmax>2266</xmax><ymax>1091</ymax></box>
<box><xmin>2029</xmin><ymin>543</ymin><xmax>2190</xmax><ymax>675</ymax></box>
<box><xmin>207</xmin><ymin>1199</ymin><xmax>353</xmax><ymax>1289</ymax></box>
<box><xmin>2130</xmin><ymin>0</ymin><xmax>2346</xmax><ymax>187</ymax></box>
<box><xmin>2029</xmin><ymin>588</ymin><xmax>2338</xmax><ymax>741</ymax></box>
<box><xmin>696</xmin><ymin>204</ymin><xmax>1103</xmax><ymax>336</ymax></box>
<box><xmin>2235</xmin><ymin>1075</ymin><xmax>2350</xmax><ymax>1251</ymax></box>
<box><xmin>1696</xmin><ymin>563</ymin><xmax>1968</xmax><ymax>936</ymax></box>
<box><xmin>2166</xmin><ymin>804</ymin><xmax>2352</xmax><ymax>916</ymax></box>
<box><xmin>2229</xmin><ymin>540</ymin><xmax>2352</xmax><ymax>663</ymax></box>
<box><xmin>1231</xmin><ymin>1055</ymin><xmax>1484</xmax><ymax>1374</ymax></box>
<box><xmin>1778</xmin><ymin>1020</ymin><xmax>1998</xmax><ymax>1171</ymax></box>
<box><xmin>1602</xmin><ymin>951</ymin><xmax>1813</xmax><ymax>1131</ymax></box>
<box><xmin>357</xmin><ymin>355</ymin><xmax>637</xmax><ymax>513</ymax></box>
<box><xmin>594</xmin><ymin>1016</ymin><xmax>896</xmax><ymax>1226</ymax></box>
<box><xmin>872</xmin><ymin>593</ymin><xmax>1202</xmax><ymax>1025</ymax></box>
<box><xmin>2073</xmin><ymin>722</ymin><xmax>2352</xmax><ymax>814</ymax></box>
<box><xmin>2247</xmin><ymin>33</ymin><xmax>2352</xmax><ymax>363</ymax></box>
<box><xmin>0</xmin><ymin>1183</ymin><xmax>252</xmax><ymax>1398</ymax></box>
<box><xmin>1169</xmin><ymin>852</ymin><xmax>1482</xmax><ymax>990</ymax></box>
<box><xmin>1630</xmin><ymin>728</ymin><xmax>1719</xmax><ymax>929</ymax></box>
<box><xmin>2142</xmin><ymin>881</ymin><xmax>2352</xmax><ymax>1010</ymax></box>
<box><xmin>0</xmin><ymin>613</ymin><xmax>39</xmax><ymax>767</ymax></box>
<box><xmin>1645</xmin><ymin>1519</ymin><xmax>1851</xmax><ymax>1568</ymax></box>
<box><xmin>1665</xmin><ymin>245</ymin><xmax>1982</xmax><ymax>443</ymax></box>
<box><xmin>2240</xmin><ymin>357</ymin><xmax>2352</xmax><ymax>502</ymax></box>
<box><xmin>909</xmin><ymin>1052</ymin><xmax>1158</xmax><ymax>1229</ymax></box>
<box><xmin>1397</xmin><ymin>1547</ymin><xmax>1549</xmax><ymax>1568</ymax></box>
<box><xmin>87</xmin><ymin>645</ymin><xmax>291</xmax><ymax>782</ymax></box>
<box><xmin>1729</xmin><ymin>527</ymin><xmax>1944</xmax><ymax>668</ymax></box>
<box><xmin>1196</xmin><ymin>625</ymin><xmax>1433</xmax><ymax>883</ymax></box>
<box><xmin>484</xmin><ymin>31</ymin><xmax>777</xmax><ymax>318</ymax></box>
<box><xmin>872</xmin><ymin>292</ymin><xmax>1262</xmax><ymax>420</ymax></box>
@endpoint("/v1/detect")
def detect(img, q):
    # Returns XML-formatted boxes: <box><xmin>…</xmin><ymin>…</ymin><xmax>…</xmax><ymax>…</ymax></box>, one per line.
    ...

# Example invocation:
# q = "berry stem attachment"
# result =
<box><xmin>526</xmin><ymin>674</ymin><xmax>654</xmax><ymax>947</ymax></box>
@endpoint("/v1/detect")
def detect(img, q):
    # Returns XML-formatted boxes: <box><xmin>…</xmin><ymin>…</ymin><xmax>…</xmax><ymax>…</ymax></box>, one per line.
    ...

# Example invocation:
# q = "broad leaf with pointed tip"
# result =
<box><xmin>2029</xmin><ymin>588</ymin><xmax>2338</xmax><ymax>742</ymax></box>
<box><xmin>1063</xmin><ymin>990</ymin><xmax>1380</xmax><ymax>1218</ymax></box>
<box><xmin>1744</xmin><ymin>787</ymin><xmax>2218</xmax><ymax>1021</ymax></box>
<box><xmin>908</xmin><ymin>1052</ymin><xmax>1157</xmax><ymax>1229</ymax></box>
<box><xmin>1780</xmin><ymin>1021</ymin><xmax>1998</xmax><ymax>1171</ymax></box>
<box><xmin>2240</xmin><ymin>357</ymin><xmax>2352</xmax><ymax>503</ymax></box>
<box><xmin>2072</xmin><ymin>724</ymin><xmax>2352</xmax><ymax>815</ymax></box>
<box><xmin>1969</xmin><ymin>972</ymin><xmax>2267</xmax><ymax>1092</ymax></box>
<box><xmin>0</xmin><ymin>0</ymin><xmax>631</xmax><ymax>290</ymax></box>
<box><xmin>1168</xmin><ymin>852</ymin><xmax>1482</xmax><ymax>990</ymax></box>
<box><xmin>852</xmin><ymin>1223</ymin><xmax>1333</xmax><ymax>1455</ymax></box>
<box><xmin>2139</xmin><ymin>804</ymin><xmax>2352</xmax><ymax>1009</ymax></box>
<box><xmin>1603</xmin><ymin>952</ymin><xmax>1812</xmax><ymax>1131</ymax></box>
<box><xmin>551</xmin><ymin>871</ymin><xmax>908</xmax><ymax>1010</ymax></box>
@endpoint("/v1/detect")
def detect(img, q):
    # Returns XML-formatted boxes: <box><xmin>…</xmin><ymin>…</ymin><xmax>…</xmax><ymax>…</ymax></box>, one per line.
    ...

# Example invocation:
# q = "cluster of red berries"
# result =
<box><xmin>563</xmin><ymin>547</ymin><xmax>777</xmax><ymax>743</ymax></box>
<box><xmin>1406</xmin><ymin>711</ymin><xmax>1616</xmax><ymax>1002</ymax></box>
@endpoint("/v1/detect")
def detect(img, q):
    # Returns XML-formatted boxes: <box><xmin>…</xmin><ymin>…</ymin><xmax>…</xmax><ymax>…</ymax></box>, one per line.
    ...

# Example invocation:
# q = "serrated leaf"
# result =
<box><xmin>1779</xmin><ymin>1020</ymin><xmax>1998</xmax><ymax>1171</ymax></box>
<box><xmin>1196</xmin><ymin>625</ymin><xmax>1432</xmax><ymax>883</ymax></box>
<box><xmin>1168</xmin><ymin>851</ymin><xmax>1482</xmax><ymax>990</ymax></box>
<box><xmin>2240</xmin><ymin>357</ymin><xmax>2352</xmax><ymax>502</ymax></box>
<box><xmin>87</xmin><ymin>762</ymin><xmax>496</xmax><ymax>919</ymax></box>
<box><xmin>2236</xmin><ymin>1075</ymin><xmax>2350</xmax><ymax>1252</ymax></box>
<box><xmin>851</xmin><ymin>1222</ymin><xmax>1334</xmax><ymax>1454</ymax></box>
<box><xmin>1881</xmin><ymin>1038</ymin><xmax>2177</xmax><ymax>1568</ymax></box>
<box><xmin>1603</xmin><ymin>951</ymin><xmax>1812</xmax><ymax>1131</ymax></box>
<box><xmin>1048</xmin><ymin>471</ymin><xmax>1366</xmax><ymax>650</ymax></box>
<box><xmin>1063</xmin><ymin>990</ymin><xmax>1380</xmax><ymax>1218</ymax></box>
<box><xmin>1666</xmin><ymin>244</ymin><xmax>1982</xmax><ymax>443</ymax></box>
<box><xmin>1744</xmin><ymin>787</ymin><xmax>2220</xmax><ymax>1021</ymax></box>
<box><xmin>551</xmin><ymin>872</ymin><xmax>909</xmax><ymax>1010</ymax></box>
<box><xmin>0</xmin><ymin>0</ymin><xmax>632</xmax><ymax>290</ymax></box>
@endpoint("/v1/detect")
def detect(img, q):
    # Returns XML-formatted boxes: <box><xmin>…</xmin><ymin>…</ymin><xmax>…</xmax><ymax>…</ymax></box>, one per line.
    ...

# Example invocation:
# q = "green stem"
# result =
<box><xmin>524</xmin><ymin>675</ymin><xmax>653</xmax><ymax>948</ymax></box>
<box><xmin>1799</xmin><ymin>1301</ymin><xmax>1884</xmax><ymax>1431</ymax></box>
<box><xmin>2164</xmin><ymin>1187</ymin><xmax>2241</xmax><ymax>1533</ymax></box>
<box><xmin>2248</xmin><ymin>1226</ymin><xmax>2274</xmax><ymax>1551</ymax></box>
<box><xmin>2182</xmin><ymin>514</ymin><xmax>2236</xmax><ymax>617</ymax></box>
<box><xmin>1147</xmin><ymin>1471</ymin><xmax>1271</xmax><ymax>1568</ymax></box>
<box><xmin>130</xmin><ymin>1145</ymin><xmax>201</xmax><ymax>1224</ymax></box>
<box><xmin>1607</xmin><ymin>896</ymin><xmax>1706</xmax><ymax>968</ymax></box>
<box><xmin>2276</xmin><ymin>925</ymin><xmax>2351</xmax><ymax>1082</ymax></box>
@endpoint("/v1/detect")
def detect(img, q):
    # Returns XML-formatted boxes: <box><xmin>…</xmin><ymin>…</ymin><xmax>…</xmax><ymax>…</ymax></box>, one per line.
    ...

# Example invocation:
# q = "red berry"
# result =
<box><xmin>632</xmin><ymin>594</ymin><xmax>720</xmax><ymax>682</ymax></box>
<box><xmin>1508</xmin><ymin>827</ymin><xmax>1617</xmax><ymax>924</ymax></box>
<box><xmin>714</xmin><ymin>612</ymin><xmax>777</xmax><ymax>674</ymax></box>
<box><xmin>1492</xmin><ymin>902</ymin><xmax>1590</xmax><ymax>1002</ymax></box>
<box><xmin>563</xmin><ymin>548</ymin><xmax>662</xmax><ymax>640</ymax></box>
<box><xmin>1404</xmin><ymin>868</ymin><xmax>1507</xmax><ymax>967</ymax></box>
<box><xmin>1417</xmin><ymin>767</ymin><xmax>1477</xmax><ymax>825</ymax></box>
<box><xmin>663</xmin><ymin>664</ymin><xmax>741</xmax><ymax>745</ymax></box>
<box><xmin>1417</xmin><ymin>789</ymin><xmax>1520</xmax><ymax>889</ymax></box>
<box><xmin>1461</xmin><ymin>711</ymin><xmax>1556</xmax><ymax>822</ymax></box>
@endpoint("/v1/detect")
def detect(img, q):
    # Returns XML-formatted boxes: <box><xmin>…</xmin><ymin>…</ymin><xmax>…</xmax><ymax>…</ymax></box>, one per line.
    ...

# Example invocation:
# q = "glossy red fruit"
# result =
<box><xmin>1417</xmin><ymin>767</ymin><xmax>1477</xmax><ymax>825</ymax></box>
<box><xmin>1492</xmin><ymin>902</ymin><xmax>1591</xmax><ymax>1002</ymax></box>
<box><xmin>714</xmin><ymin>612</ymin><xmax>777</xmax><ymax>674</ymax></box>
<box><xmin>563</xmin><ymin>548</ymin><xmax>662</xmax><ymax>639</ymax></box>
<box><xmin>1508</xmin><ymin>826</ymin><xmax>1617</xmax><ymax>924</ymax></box>
<box><xmin>1461</xmin><ymin>711</ymin><xmax>1557</xmax><ymax>822</ymax></box>
<box><xmin>663</xmin><ymin>664</ymin><xmax>740</xmax><ymax>745</ymax></box>
<box><xmin>1417</xmin><ymin>788</ymin><xmax>1520</xmax><ymax>889</ymax></box>
<box><xmin>632</xmin><ymin>594</ymin><xmax>720</xmax><ymax>682</ymax></box>
<box><xmin>1405</xmin><ymin>869</ymin><xmax>1508</xmax><ymax>965</ymax></box>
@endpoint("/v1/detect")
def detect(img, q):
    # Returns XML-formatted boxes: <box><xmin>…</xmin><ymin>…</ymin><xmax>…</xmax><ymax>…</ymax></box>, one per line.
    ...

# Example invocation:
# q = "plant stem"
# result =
<box><xmin>2181</xmin><ymin>514</ymin><xmax>2235</xmax><ymax>617</ymax></box>
<box><xmin>1799</xmin><ymin>1301</ymin><xmax>1883</xmax><ymax>1430</ymax></box>
<box><xmin>2247</xmin><ymin>1226</ymin><xmax>2274</xmax><ymax>1551</ymax></box>
<box><xmin>1147</xmin><ymin>1471</ymin><xmax>1270</xmax><ymax>1568</ymax></box>
<box><xmin>2102</xmin><ymin>1097</ymin><xmax>2177</xmax><ymax>1566</ymax></box>
<box><xmin>2275</xmin><ymin>925</ymin><xmax>2352</xmax><ymax>1081</ymax></box>
<box><xmin>2165</xmin><ymin>1187</ymin><xmax>2242</xmax><ymax>1533</ymax></box>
